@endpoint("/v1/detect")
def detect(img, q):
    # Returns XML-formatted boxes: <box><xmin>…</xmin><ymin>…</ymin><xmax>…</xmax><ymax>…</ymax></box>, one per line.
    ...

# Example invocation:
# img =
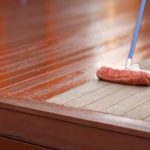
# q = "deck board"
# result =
<box><xmin>83</xmin><ymin>86</ymin><xmax>144</xmax><ymax>111</ymax></box>
<box><xmin>47</xmin><ymin>80</ymin><xmax>107</xmax><ymax>104</ymax></box>
<box><xmin>124</xmin><ymin>101</ymin><xmax>150</xmax><ymax>120</ymax></box>
<box><xmin>63</xmin><ymin>83</ymin><xmax>123</xmax><ymax>107</ymax></box>
<box><xmin>105</xmin><ymin>88</ymin><xmax>150</xmax><ymax>116</ymax></box>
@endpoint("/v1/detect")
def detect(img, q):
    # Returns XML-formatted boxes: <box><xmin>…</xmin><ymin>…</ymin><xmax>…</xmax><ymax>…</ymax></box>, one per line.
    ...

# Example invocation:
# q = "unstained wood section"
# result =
<box><xmin>49</xmin><ymin>59</ymin><xmax>150</xmax><ymax>121</ymax></box>
<box><xmin>0</xmin><ymin>1</ymin><xmax>150</xmax><ymax>149</ymax></box>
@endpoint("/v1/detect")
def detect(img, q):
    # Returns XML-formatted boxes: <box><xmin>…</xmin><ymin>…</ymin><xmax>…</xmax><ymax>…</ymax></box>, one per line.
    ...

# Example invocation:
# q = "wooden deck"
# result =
<box><xmin>0</xmin><ymin>0</ymin><xmax>150</xmax><ymax>149</ymax></box>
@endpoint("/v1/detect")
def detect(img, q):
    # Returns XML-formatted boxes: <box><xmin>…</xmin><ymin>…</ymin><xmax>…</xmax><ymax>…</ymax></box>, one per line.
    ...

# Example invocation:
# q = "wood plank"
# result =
<box><xmin>124</xmin><ymin>101</ymin><xmax>150</xmax><ymax>120</ymax></box>
<box><xmin>64</xmin><ymin>83</ymin><xmax>124</xmax><ymax>107</ymax></box>
<box><xmin>104</xmin><ymin>87</ymin><xmax>150</xmax><ymax>116</ymax></box>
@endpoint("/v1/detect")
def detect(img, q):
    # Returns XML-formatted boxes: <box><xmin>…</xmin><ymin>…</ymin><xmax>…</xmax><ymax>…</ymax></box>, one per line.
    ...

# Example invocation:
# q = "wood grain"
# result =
<box><xmin>0</xmin><ymin>0</ymin><xmax>150</xmax><ymax>149</ymax></box>
<box><xmin>0</xmin><ymin>0</ymin><xmax>150</xmax><ymax>101</ymax></box>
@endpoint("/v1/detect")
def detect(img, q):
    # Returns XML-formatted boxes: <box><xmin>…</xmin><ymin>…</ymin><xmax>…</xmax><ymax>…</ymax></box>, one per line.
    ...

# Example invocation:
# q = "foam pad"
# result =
<box><xmin>97</xmin><ymin>67</ymin><xmax>150</xmax><ymax>86</ymax></box>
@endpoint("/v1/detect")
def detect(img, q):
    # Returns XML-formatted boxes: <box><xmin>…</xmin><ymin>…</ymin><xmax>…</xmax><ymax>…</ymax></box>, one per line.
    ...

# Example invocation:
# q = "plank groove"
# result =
<box><xmin>84</xmin><ymin>86</ymin><xmax>144</xmax><ymax>111</ymax></box>
<box><xmin>104</xmin><ymin>88</ymin><xmax>150</xmax><ymax>116</ymax></box>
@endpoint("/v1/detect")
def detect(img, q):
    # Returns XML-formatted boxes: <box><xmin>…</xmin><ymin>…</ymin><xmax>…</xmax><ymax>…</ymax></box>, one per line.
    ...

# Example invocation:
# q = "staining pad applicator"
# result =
<box><xmin>97</xmin><ymin>66</ymin><xmax>150</xmax><ymax>86</ymax></box>
<box><xmin>97</xmin><ymin>0</ymin><xmax>149</xmax><ymax>86</ymax></box>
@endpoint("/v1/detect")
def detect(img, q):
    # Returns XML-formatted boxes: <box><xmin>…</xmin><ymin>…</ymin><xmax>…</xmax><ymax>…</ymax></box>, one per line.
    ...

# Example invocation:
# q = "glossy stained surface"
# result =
<box><xmin>0</xmin><ymin>0</ymin><xmax>150</xmax><ymax>101</ymax></box>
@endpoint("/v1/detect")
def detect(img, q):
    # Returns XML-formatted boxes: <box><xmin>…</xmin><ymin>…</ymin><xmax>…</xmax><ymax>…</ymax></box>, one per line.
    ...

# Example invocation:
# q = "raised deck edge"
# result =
<box><xmin>0</xmin><ymin>97</ymin><xmax>150</xmax><ymax>149</ymax></box>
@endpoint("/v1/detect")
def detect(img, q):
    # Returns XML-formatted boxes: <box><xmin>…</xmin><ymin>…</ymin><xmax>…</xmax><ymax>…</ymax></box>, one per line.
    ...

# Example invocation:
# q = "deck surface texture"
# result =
<box><xmin>0</xmin><ymin>0</ymin><xmax>150</xmax><ymax>149</ymax></box>
<box><xmin>0</xmin><ymin>0</ymin><xmax>150</xmax><ymax>101</ymax></box>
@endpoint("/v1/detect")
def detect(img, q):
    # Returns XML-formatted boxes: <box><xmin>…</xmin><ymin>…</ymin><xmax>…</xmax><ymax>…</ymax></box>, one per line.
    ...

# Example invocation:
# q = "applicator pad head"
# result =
<box><xmin>97</xmin><ymin>67</ymin><xmax>150</xmax><ymax>86</ymax></box>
